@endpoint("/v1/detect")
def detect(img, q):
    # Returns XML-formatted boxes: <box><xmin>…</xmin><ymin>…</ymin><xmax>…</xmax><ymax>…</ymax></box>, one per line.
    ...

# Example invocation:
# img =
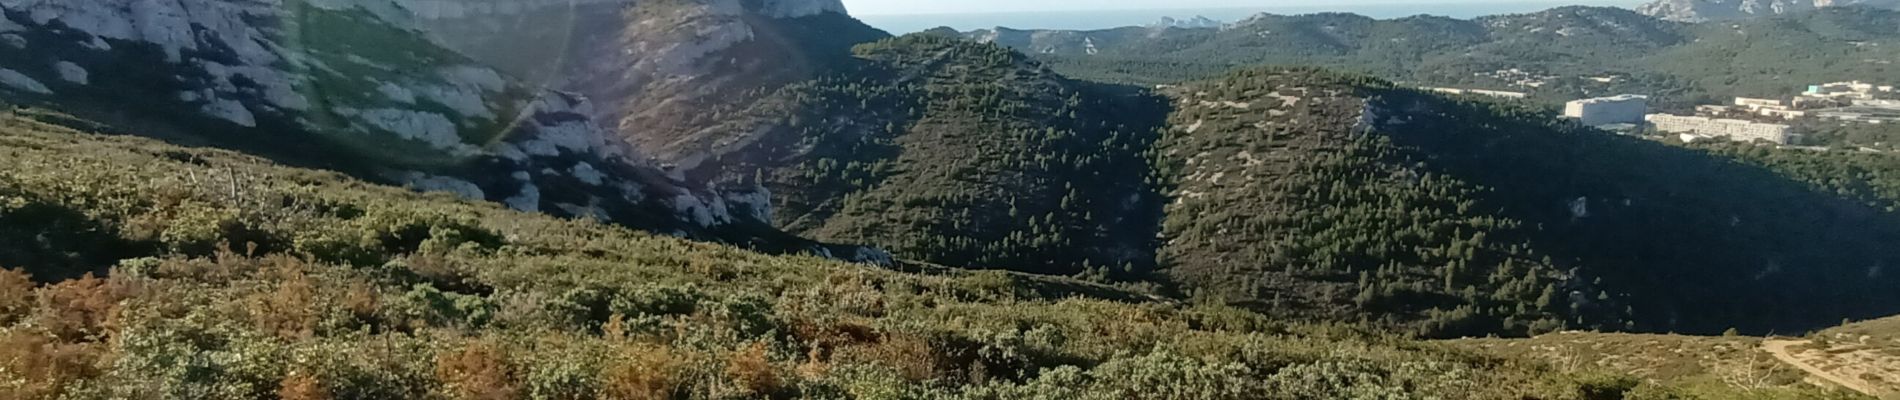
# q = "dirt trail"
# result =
<box><xmin>1762</xmin><ymin>339</ymin><xmax>1880</xmax><ymax>396</ymax></box>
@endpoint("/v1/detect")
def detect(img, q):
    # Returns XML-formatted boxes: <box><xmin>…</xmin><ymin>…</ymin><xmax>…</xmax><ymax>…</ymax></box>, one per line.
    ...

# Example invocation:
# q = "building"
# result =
<box><xmin>1855</xmin><ymin>99</ymin><xmax>1900</xmax><ymax>110</ymax></box>
<box><xmin>1757</xmin><ymin>108</ymin><xmax>1808</xmax><ymax>120</ymax></box>
<box><xmin>1647</xmin><ymin>114</ymin><xmax>1794</xmax><ymax>144</ymax></box>
<box><xmin>1426</xmin><ymin>87</ymin><xmax>1529</xmax><ymax>99</ymax></box>
<box><xmin>1564</xmin><ymin>95</ymin><xmax>1649</xmax><ymax>126</ymax></box>
<box><xmin>1804</xmin><ymin>81</ymin><xmax>1893</xmax><ymax>100</ymax></box>
<box><xmin>1734</xmin><ymin>97</ymin><xmax>1783</xmax><ymax>109</ymax></box>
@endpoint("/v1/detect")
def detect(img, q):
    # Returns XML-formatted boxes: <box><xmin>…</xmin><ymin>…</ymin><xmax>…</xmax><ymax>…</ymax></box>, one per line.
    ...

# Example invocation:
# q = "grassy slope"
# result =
<box><xmin>0</xmin><ymin>106</ymin><xmax>1828</xmax><ymax>399</ymax></box>
<box><xmin>1457</xmin><ymin>332</ymin><xmax>1871</xmax><ymax>399</ymax></box>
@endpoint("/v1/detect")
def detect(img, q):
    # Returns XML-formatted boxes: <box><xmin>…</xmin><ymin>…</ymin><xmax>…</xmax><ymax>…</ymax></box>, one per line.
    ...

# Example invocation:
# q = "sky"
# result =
<box><xmin>840</xmin><ymin>0</ymin><xmax>1637</xmax><ymax>16</ymax></box>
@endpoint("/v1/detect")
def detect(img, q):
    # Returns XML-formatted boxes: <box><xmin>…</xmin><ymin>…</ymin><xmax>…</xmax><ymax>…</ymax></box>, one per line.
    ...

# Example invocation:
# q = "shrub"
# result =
<box><xmin>0</xmin><ymin>329</ymin><xmax>104</xmax><ymax>400</ymax></box>
<box><xmin>0</xmin><ymin>267</ymin><xmax>32</xmax><ymax>325</ymax></box>
<box><xmin>391</xmin><ymin>284</ymin><xmax>495</xmax><ymax>330</ymax></box>
<box><xmin>434</xmin><ymin>340</ymin><xmax>520</xmax><ymax>400</ymax></box>
<box><xmin>1573</xmin><ymin>373</ymin><xmax>1642</xmax><ymax>400</ymax></box>
<box><xmin>249</xmin><ymin>267</ymin><xmax>319</xmax><ymax>339</ymax></box>
<box><xmin>610</xmin><ymin>284</ymin><xmax>704</xmax><ymax>318</ymax></box>
<box><xmin>1085</xmin><ymin>350</ymin><xmax>1260</xmax><ymax>400</ymax></box>
<box><xmin>107</xmin><ymin>312</ymin><xmax>292</xmax><ymax>399</ymax></box>
<box><xmin>833</xmin><ymin>332</ymin><xmax>943</xmax><ymax>382</ymax></box>
<box><xmin>34</xmin><ymin>274</ymin><xmax>135</xmax><ymax>341</ymax></box>
<box><xmin>1264</xmin><ymin>360</ymin><xmax>1464</xmax><ymax>400</ymax></box>
<box><xmin>599</xmin><ymin>343</ymin><xmax>687</xmax><ymax>400</ymax></box>
<box><xmin>278</xmin><ymin>369</ymin><xmax>334</xmax><ymax>400</ymax></box>
<box><xmin>726</xmin><ymin>342</ymin><xmax>782</xmax><ymax>396</ymax></box>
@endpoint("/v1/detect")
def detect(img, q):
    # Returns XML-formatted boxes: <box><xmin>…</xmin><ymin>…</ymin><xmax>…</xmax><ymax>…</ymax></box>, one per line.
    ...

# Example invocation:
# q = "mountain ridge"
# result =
<box><xmin>0</xmin><ymin>0</ymin><xmax>891</xmax><ymax>262</ymax></box>
<box><xmin>958</xmin><ymin>6</ymin><xmax>1900</xmax><ymax>109</ymax></box>
<box><xmin>1636</xmin><ymin>0</ymin><xmax>1900</xmax><ymax>22</ymax></box>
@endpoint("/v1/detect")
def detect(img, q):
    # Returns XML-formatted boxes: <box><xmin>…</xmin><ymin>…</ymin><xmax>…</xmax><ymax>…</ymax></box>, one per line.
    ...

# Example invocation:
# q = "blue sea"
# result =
<box><xmin>855</xmin><ymin>1</ymin><xmax>1649</xmax><ymax>34</ymax></box>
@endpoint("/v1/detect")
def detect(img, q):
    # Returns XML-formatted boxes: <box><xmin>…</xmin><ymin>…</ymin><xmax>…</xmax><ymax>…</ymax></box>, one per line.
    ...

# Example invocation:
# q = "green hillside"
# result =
<box><xmin>1155</xmin><ymin>68</ymin><xmax>1900</xmax><ymax>338</ymax></box>
<box><xmin>691</xmin><ymin>35</ymin><xmax>1169</xmax><ymax>277</ymax></box>
<box><xmin>0</xmin><ymin>106</ymin><xmax>1853</xmax><ymax>399</ymax></box>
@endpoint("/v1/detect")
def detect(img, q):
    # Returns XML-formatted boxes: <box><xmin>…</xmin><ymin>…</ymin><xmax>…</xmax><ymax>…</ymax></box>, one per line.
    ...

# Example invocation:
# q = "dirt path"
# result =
<box><xmin>1762</xmin><ymin>339</ymin><xmax>1880</xmax><ymax>396</ymax></box>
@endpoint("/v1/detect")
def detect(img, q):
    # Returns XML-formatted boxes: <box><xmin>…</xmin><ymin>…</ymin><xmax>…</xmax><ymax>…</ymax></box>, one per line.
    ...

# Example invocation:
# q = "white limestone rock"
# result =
<box><xmin>758</xmin><ymin>0</ymin><xmax>847</xmax><ymax>18</ymax></box>
<box><xmin>400</xmin><ymin>172</ymin><xmax>486</xmax><ymax>200</ymax></box>
<box><xmin>569</xmin><ymin>162</ymin><xmax>606</xmax><ymax>186</ymax></box>
<box><xmin>668</xmin><ymin>192</ymin><xmax>736</xmax><ymax>227</ymax></box>
<box><xmin>0</xmin><ymin>14</ymin><xmax>24</xmax><ymax>32</ymax></box>
<box><xmin>0</xmin><ymin>33</ymin><xmax>24</xmax><ymax>49</ymax></box>
<box><xmin>616</xmin><ymin>181</ymin><xmax>646</xmax><ymax>204</ymax></box>
<box><xmin>378</xmin><ymin>82</ymin><xmax>418</xmax><ymax>104</ymax></box>
<box><xmin>0</xmin><ymin>68</ymin><xmax>50</xmax><ymax>94</ymax></box>
<box><xmin>722</xmin><ymin>185</ymin><xmax>774</xmax><ymax>223</ymax></box>
<box><xmin>417</xmin><ymin>83</ymin><xmax>493</xmax><ymax>120</ymax></box>
<box><xmin>851</xmin><ymin>247</ymin><xmax>895</xmax><ymax>266</ymax></box>
<box><xmin>440</xmin><ymin>66</ymin><xmax>506</xmax><ymax>92</ymax></box>
<box><xmin>495</xmin><ymin>143</ymin><xmax>529</xmax><ymax>161</ymax></box>
<box><xmin>79</xmin><ymin>36</ymin><xmax>110</xmax><ymax>51</ymax></box>
<box><xmin>202</xmin><ymin>98</ymin><xmax>256</xmax><ymax>127</ymax></box>
<box><xmin>349</xmin><ymin>108</ymin><xmax>465</xmax><ymax>151</ymax></box>
<box><xmin>555</xmin><ymin>199</ymin><xmax>612</xmax><ymax>221</ymax></box>
<box><xmin>52</xmin><ymin>61</ymin><xmax>87</xmax><ymax>84</ymax></box>
<box><xmin>504</xmin><ymin>182</ymin><xmax>541</xmax><ymax>212</ymax></box>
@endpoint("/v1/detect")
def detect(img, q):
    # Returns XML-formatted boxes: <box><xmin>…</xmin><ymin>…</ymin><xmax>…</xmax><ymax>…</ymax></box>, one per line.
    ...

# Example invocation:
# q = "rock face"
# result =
<box><xmin>1636</xmin><ymin>0</ymin><xmax>1900</xmax><ymax>21</ymax></box>
<box><xmin>0</xmin><ymin>0</ymin><xmax>887</xmax><ymax>263</ymax></box>
<box><xmin>406</xmin><ymin>0</ymin><xmax>885</xmax><ymax>171</ymax></box>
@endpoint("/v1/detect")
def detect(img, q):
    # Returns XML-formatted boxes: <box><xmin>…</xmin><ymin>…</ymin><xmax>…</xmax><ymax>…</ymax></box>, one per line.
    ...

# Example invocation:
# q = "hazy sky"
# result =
<box><xmin>841</xmin><ymin>0</ymin><xmax>1631</xmax><ymax>16</ymax></box>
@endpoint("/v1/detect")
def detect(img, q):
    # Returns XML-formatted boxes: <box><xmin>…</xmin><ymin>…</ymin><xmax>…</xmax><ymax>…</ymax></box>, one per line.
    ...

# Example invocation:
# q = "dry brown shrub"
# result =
<box><xmin>0</xmin><ymin>267</ymin><xmax>34</xmax><ymax>325</ymax></box>
<box><xmin>0</xmin><ymin>329</ymin><xmax>103</xmax><ymax>400</ymax></box>
<box><xmin>725</xmin><ymin>342</ymin><xmax>780</xmax><ymax>396</ymax></box>
<box><xmin>599</xmin><ymin>343</ymin><xmax>686</xmax><ymax>400</ymax></box>
<box><xmin>434</xmin><ymin>340</ymin><xmax>520</xmax><ymax>400</ymax></box>
<box><xmin>834</xmin><ymin>332</ymin><xmax>941</xmax><ymax>382</ymax></box>
<box><xmin>797</xmin><ymin>347</ymin><xmax>829</xmax><ymax>380</ymax></box>
<box><xmin>603</xmin><ymin>313</ymin><xmax>628</xmax><ymax>341</ymax></box>
<box><xmin>35</xmin><ymin>274</ymin><xmax>136</xmax><ymax>341</ymax></box>
<box><xmin>249</xmin><ymin>264</ymin><xmax>318</xmax><ymax>339</ymax></box>
<box><xmin>277</xmin><ymin>369</ymin><xmax>334</xmax><ymax>400</ymax></box>
<box><xmin>341</xmin><ymin>281</ymin><xmax>381</xmax><ymax>325</ymax></box>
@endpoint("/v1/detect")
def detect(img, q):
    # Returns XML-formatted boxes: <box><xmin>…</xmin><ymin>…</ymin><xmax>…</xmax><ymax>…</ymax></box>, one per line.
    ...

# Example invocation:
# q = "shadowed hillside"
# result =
<box><xmin>1157</xmin><ymin>67</ymin><xmax>1900</xmax><ymax>338</ymax></box>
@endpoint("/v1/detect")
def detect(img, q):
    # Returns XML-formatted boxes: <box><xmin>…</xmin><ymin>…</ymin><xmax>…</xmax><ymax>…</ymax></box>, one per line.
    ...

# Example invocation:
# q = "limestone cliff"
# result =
<box><xmin>0</xmin><ymin>0</ymin><xmax>887</xmax><ymax>263</ymax></box>
<box><xmin>404</xmin><ymin>0</ymin><xmax>886</xmax><ymax>171</ymax></box>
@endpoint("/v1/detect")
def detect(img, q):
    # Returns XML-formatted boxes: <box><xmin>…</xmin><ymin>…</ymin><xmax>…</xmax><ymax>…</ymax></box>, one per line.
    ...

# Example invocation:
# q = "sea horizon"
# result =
<box><xmin>853</xmin><ymin>1</ymin><xmax>1650</xmax><ymax>34</ymax></box>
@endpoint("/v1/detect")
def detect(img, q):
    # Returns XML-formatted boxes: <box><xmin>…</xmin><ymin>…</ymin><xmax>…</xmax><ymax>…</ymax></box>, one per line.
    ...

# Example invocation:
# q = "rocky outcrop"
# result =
<box><xmin>1636</xmin><ymin>0</ymin><xmax>1900</xmax><ymax>22</ymax></box>
<box><xmin>0</xmin><ymin>0</ymin><xmax>888</xmax><ymax>263</ymax></box>
<box><xmin>404</xmin><ymin>0</ymin><xmax>883</xmax><ymax>171</ymax></box>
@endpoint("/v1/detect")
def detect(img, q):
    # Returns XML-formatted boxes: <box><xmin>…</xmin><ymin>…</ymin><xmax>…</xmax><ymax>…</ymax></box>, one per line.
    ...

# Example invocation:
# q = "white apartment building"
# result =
<box><xmin>1734</xmin><ymin>97</ymin><xmax>1783</xmax><ymax>109</ymax></box>
<box><xmin>1647</xmin><ymin>114</ymin><xmax>1794</xmax><ymax>144</ymax></box>
<box><xmin>1427</xmin><ymin>87</ymin><xmax>1529</xmax><ymax>99</ymax></box>
<box><xmin>1565</xmin><ymin>95</ymin><xmax>1649</xmax><ymax>126</ymax></box>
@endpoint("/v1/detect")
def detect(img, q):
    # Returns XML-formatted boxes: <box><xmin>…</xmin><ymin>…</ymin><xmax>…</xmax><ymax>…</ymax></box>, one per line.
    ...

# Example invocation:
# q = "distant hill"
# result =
<box><xmin>1637</xmin><ymin>0</ymin><xmax>1900</xmax><ymax>22</ymax></box>
<box><xmin>1155</xmin><ymin>67</ymin><xmax>1900</xmax><ymax>337</ymax></box>
<box><xmin>960</xmin><ymin>6</ymin><xmax>1900</xmax><ymax>109</ymax></box>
